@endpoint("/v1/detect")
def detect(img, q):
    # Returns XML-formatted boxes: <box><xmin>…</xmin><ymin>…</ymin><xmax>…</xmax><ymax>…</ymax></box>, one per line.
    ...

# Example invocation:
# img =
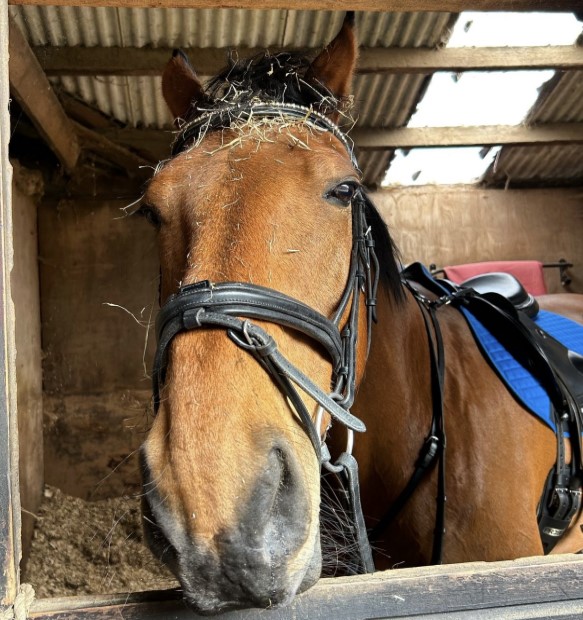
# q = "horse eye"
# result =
<box><xmin>136</xmin><ymin>204</ymin><xmax>162</xmax><ymax>229</ymax></box>
<box><xmin>326</xmin><ymin>182</ymin><xmax>358</xmax><ymax>206</ymax></box>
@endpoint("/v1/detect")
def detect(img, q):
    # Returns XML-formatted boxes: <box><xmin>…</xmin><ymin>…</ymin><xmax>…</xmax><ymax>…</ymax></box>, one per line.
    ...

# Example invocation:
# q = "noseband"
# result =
<box><xmin>152</xmin><ymin>102</ymin><xmax>377</xmax><ymax>573</ymax></box>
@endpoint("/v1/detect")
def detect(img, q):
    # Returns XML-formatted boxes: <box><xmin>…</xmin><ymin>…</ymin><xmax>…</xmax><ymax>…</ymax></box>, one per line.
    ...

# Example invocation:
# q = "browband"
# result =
<box><xmin>172</xmin><ymin>101</ymin><xmax>359</xmax><ymax>169</ymax></box>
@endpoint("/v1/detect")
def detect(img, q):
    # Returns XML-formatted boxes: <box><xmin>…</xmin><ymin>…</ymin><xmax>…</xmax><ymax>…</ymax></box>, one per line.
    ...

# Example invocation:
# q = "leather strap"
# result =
<box><xmin>369</xmin><ymin>270</ymin><xmax>447</xmax><ymax>564</ymax></box>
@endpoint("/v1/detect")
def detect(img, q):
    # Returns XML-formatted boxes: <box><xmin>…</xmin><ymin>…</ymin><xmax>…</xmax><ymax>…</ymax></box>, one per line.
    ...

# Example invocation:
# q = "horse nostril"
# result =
<box><xmin>238</xmin><ymin>445</ymin><xmax>309</xmax><ymax>555</ymax></box>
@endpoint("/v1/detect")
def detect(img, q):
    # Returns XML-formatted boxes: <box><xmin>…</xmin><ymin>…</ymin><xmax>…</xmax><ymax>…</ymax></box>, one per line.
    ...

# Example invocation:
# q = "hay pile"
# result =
<box><xmin>24</xmin><ymin>486</ymin><xmax>176</xmax><ymax>598</ymax></box>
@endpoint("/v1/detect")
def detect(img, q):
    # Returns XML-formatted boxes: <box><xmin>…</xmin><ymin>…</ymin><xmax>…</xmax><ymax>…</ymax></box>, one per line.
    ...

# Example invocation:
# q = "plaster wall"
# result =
<box><xmin>38</xmin><ymin>199</ymin><xmax>158</xmax><ymax>499</ymax></box>
<box><xmin>372</xmin><ymin>186</ymin><xmax>583</xmax><ymax>294</ymax></box>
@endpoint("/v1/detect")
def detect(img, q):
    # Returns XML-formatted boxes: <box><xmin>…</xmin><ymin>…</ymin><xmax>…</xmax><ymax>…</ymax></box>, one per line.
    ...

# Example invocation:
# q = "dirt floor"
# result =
<box><xmin>23</xmin><ymin>486</ymin><xmax>176</xmax><ymax>598</ymax></box>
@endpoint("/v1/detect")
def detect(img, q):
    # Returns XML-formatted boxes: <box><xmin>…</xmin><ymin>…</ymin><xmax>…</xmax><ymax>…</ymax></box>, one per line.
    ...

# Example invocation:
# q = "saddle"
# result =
<box><xmin>402</xmin><ymin>264</ymin><xmax>583</xmax><ymax>555</ymax></box>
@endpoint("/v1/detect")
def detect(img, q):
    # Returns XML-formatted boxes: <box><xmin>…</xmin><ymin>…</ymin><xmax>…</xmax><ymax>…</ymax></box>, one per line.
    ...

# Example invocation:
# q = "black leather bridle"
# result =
<box><xmin>152</xmin><ymin>102</ymin><xmax>377</xmax><ymax>573</ymax></box>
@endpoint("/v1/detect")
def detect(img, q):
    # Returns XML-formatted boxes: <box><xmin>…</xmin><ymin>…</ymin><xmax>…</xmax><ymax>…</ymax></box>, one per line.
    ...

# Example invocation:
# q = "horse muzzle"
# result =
<box><xmin>140</xmin><ymin>446</ymin><xmax>321</xmax><ymax>614</ymax></box>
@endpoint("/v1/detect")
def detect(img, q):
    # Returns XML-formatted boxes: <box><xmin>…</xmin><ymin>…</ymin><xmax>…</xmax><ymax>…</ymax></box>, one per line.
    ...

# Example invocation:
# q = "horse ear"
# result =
<box><xmin>162</xmin><ymin>50</ymin><xmax>206</xmax><ymax>123</ymax></box>
<box><xmin>306</xmin><ymin>12</ymin><xmax>358</xmax><ymax>100</ymax></box>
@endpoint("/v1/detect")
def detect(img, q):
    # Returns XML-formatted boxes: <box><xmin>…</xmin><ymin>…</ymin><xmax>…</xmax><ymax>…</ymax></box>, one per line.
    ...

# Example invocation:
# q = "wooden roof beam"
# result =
<box><xmin>94</xmin><ymin>123</ymin><xmax>583</xmax><ymax>159</ymax></box>
<box><xmin>353</xmin><ymin>123</ymin><xmax>583</xmax><ymax>149</ymax></box>
<box><xmin>8</xmin><ymin>1</ymin><xmax>583</xmax><ymax>11</ymax></box>
<box><xmin>35</xmin><ymin>45</ymin><xmax>583</xmax><ymax>77</ymax></box>
<box><xmin>8</xmin><ymin>16</ymin><xmax>80</xmax><ymax>172</ymax></box>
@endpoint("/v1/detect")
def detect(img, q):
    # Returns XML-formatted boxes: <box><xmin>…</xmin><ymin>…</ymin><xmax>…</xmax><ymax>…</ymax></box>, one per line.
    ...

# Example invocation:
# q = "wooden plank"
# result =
<box><xmin>0</xmin><ymin>0</ymin><xmax>19</xmax><ymax>614</ymax></box>
<box><xmin>357</xmin><ymin>45</ymin><xmax>583</xmax><ymax>74</ymax></box>
<box><xmin>28</xmin><ymin>555</ymin><xmax>583</xmax><ymax>619</ymax></box>
<box><xmin>35</xmin><ymin>45</ymin><xmax>583</xmax><ymax>78</ymax></box>
<box><xmin>8</xmin><ymin>16</ymin><xmax>80</xmax><ymax>172</ymax></box>
<box><xmin>93</xmin><ymin>123</ymin><xmax>583</xmax><ymax>158</ymax></box>
<box><xmin>7</xmin><ymin>0</ymin><xmax>583</xmax><ymax>11</ymax></box>
<box><xmin>98</xmin><ymin>126</ymin><xmax>173</xmax><ymax>162</ymax></box>
<box><xmin>59</xmin><ymin>93</ymin><xmax>119</xmax><ymax>130</ymax></box>
<box><xmin>353</xmin><ymin>123</ymin><xmax>583</xmax><ymax>149</ymax></box>
<box><xmin>73</xmin><ymin>122</ymin><xmax>155</xmax><ymax>179</ymax></box>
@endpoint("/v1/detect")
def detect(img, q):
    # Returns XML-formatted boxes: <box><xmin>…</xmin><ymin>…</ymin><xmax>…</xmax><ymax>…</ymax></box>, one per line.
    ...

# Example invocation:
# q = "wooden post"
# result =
<box><xmin>0</xmin><ymin>0</ymin><xmax>21</xmax><ymax>615</ymax></box>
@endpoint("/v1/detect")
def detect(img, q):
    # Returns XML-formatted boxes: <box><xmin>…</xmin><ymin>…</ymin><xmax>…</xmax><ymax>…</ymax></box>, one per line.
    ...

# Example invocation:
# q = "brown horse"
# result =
<box><xmin>139</xmin><ymin>15</ymin><xmax>583</xmax><ymax>615</ymax></box>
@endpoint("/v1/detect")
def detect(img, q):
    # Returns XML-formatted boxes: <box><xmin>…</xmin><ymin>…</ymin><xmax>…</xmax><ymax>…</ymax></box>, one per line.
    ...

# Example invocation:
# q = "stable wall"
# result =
<box><xmin>372</xmin><ymin>186</ymin><xmax>583</xmax><ymax>294</ymax></box>
<box><xmin>38</xmin><ymin>199</ymin><xmax>158</xmax><ymax>500</ymax></box>
<box><xmin>11</xmin><ymin>163</ymin><xmax>44</xmax><ymax>564</ymax></box>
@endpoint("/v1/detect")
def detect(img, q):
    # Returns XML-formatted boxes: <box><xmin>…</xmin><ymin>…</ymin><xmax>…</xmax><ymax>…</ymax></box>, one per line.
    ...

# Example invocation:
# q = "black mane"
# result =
<box><xmin>363</xmin><ymin>195</ymin><xmax>405</xmax><ymax>304</ymax></box>
<box><xmin>185</xmin><ymin>51</ymin><xmax>350</xmax><ymax>122</ymax></box>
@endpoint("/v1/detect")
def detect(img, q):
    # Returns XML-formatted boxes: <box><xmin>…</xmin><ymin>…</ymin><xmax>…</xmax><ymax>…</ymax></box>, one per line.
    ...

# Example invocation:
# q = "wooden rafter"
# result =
<box><xmin>7</xmin><ymin>0</ymin><xmax>583</xmax><ymax>11</ymax></box>
<box><xmin>353</xmin><ymin>123</ymin><xmax>583</xmax><ymax>149</ymax></box>
<box><xmin>9</xmin><ymin>19</ymin><xmax>153</xmax><ymax>180</ymax></box>
<box><xmin>34</xmin><ymin>45</ymin><xmax>583</xmax><ymax>77</ymax></box>
<box><xmin>8</xmin><ymin>16</ymin><xmax>80</xmax><ymax>172</ymax></box>
<box><xmin>90</xmin><ymin>123</ymin><xmax>583</xmax><ymax>161</ymax></box>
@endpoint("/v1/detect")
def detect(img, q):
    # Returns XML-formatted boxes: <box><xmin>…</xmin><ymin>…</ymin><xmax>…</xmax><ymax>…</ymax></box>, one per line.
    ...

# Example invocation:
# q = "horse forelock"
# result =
<box><xmin>182</xmin><ymin>51</ymin><xmax>354</xmax><ymax>125</ymax></box>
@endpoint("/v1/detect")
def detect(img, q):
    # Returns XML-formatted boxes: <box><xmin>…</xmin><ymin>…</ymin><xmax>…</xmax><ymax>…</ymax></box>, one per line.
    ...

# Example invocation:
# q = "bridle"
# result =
<box><xmin>152</xmin><ymin>101</ymin><xmax>378</xmax><ymax>573</ymax></box>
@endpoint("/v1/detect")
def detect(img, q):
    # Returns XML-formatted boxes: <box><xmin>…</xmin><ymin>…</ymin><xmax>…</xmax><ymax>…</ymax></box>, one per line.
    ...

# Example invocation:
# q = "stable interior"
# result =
<box><xmin>7</xmin><ymin>2</ymin><xmax>583</xmax><ymax>600</ymax></box>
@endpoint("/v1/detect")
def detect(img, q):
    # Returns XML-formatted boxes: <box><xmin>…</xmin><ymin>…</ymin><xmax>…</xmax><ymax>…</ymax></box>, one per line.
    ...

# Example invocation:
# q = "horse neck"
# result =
<box><xmin>354</xmin><ymin>279</ymin><xmax>434</xmax><ymax>478</ymax></box>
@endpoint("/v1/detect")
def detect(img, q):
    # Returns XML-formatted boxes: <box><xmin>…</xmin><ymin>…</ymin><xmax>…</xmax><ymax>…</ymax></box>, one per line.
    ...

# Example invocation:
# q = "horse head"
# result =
<box><xmin>139</xmin><ymin>14</ymin><xmax>400</xmax><ymax>614</ymax></box>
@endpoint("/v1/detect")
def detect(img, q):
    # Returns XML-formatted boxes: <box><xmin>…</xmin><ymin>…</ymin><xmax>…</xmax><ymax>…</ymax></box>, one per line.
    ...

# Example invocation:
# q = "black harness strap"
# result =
<box><xmin>368</xmin><ymin>277</ymin><xmax>448</xmax><ymax>564</ymax></box>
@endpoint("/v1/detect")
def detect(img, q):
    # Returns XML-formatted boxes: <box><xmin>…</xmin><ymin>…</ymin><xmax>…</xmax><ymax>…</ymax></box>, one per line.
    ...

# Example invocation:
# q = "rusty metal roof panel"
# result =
<box><xmin>484</xmin><ymin>143</ymin><xmax>583</xmax><ymax>185</ymax></box>
<box><xmin>527</xmin><ymin>70</ymin><xmax>583</xmax><ymax>124</ymax></box>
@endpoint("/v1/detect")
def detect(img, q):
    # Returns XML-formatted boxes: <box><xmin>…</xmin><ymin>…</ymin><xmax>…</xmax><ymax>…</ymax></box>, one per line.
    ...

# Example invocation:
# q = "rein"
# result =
<box><xmin>153</xmin><ymin>102</ymin><xmax>377</xmax><ymax>574</ymax></box>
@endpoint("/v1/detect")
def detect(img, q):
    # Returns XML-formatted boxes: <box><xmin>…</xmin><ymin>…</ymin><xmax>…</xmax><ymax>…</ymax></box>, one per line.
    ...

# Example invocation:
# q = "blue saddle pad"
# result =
<box><xmin>461</xmin><ymin>308</ymin><xmax>583</xmax><ymax>432</ymax></box>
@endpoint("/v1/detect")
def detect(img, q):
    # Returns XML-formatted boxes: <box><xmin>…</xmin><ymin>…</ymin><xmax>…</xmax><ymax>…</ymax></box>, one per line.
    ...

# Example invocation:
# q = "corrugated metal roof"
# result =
<box><xmin>14</xmin><ymin>6</ymin><xmax>583</xmax><ymax>188</ymax></box>
<box><xmin>354</xmin><ymin>73</ymin><xmax>429</xmax><ymax>128</ymax></box>
<box><xmin>10</xmin><ymin>6</ymin><xmax>455</xmax><ymax>187</ymax></box>
<box><xmin>357</xmin><ymin>150</ymin><xmax>394</xmax><ymax>187</ymax></box>
<box><xmin>10</xmin><ymin>6</ymin><xmax>454</xmax><ymax>49</ymax></box>
<box><xmin>484</xmin><ymin>143</ymin><xmax>583</xmax><ymax>186</ymax></box>
<box><xmin>51</xmin><ymin>72</ymin><xmax>431</xmax><ymax>132</ymax></box>
<box><xmin>527</xmin><ymin>70</ymin><xmax>583</xmax><ymax>124</ymax></box>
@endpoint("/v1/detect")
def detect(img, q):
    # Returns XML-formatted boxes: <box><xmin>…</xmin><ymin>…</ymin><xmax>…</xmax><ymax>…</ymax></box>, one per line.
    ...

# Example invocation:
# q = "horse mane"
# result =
<box><xmin>186</xmin><ymin>51</ymin><xmax>351</xmax><ymax>121</ymax></box>
<box><xmin>364</xmin><ymin>196</ymin><xmax>405</xmax><ymax>304</ymax></box>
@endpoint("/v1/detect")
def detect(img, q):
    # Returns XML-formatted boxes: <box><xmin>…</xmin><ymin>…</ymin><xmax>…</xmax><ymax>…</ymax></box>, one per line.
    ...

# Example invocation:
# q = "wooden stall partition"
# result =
<box><xmin>373</xmin><ymin>186</ymin><xmax>583</xmax><ymax>294</ymax></box>
<box><xmin>0</xmin><ymin>0</ymin><xmax>22</xmax><ymax>615</ymax></box>
<box><xmin>28</xmin><ymin>554</ymin><xmax>583</xmax><ymax>619</ymax></box>
<box><xmin>11</xmin><ymin>163</ymin><xmax>44</xmax><ymax>567</ymax></box>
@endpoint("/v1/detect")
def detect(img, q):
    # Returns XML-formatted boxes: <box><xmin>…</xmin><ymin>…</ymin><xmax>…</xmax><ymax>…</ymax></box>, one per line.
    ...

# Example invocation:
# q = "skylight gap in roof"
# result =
<box><xmin>447</xmin><ymin>11</ymin><xmax>582</xmax><ymax>48</ymax></box>
<box><xmin>381</xmin><ymin>11</ymin><xmax>582</xmax><ymax>187</ymax></box>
